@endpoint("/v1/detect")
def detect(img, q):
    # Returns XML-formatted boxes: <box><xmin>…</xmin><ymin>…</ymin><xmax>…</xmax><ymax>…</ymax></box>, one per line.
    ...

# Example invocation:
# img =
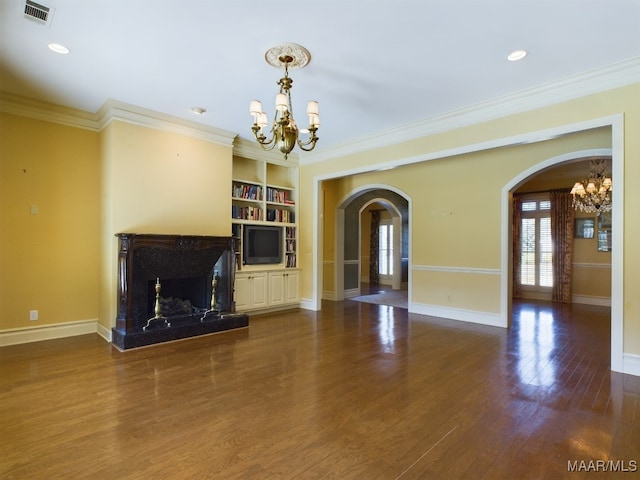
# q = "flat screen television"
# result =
<box><xmin>243</xmin><ymin>225</ymin><xmax>282</xmax><ymax>265</ymax></box>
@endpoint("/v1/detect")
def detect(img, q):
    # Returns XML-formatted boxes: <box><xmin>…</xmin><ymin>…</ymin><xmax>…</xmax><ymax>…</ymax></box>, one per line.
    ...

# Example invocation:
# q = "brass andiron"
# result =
<box><xmin>201</xmin><ymin>272</ymin><xmax>220</xmax><ymax>321</ymax></box>
<box><xmin>144</xmin><ymin>277</ymin><xmax>170</xmax><ymax>330</ymax></box>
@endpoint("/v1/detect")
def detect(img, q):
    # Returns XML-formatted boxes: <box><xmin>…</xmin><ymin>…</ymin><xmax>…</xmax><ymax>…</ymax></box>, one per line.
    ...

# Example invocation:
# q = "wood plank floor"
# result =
<box><xmin>1</xmin><ymin>300</ymin><xmax>639</xmax><ymax>479</ymax></box>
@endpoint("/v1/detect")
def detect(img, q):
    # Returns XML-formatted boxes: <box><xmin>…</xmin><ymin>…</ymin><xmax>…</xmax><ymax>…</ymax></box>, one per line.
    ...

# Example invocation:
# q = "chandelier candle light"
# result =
<box><xmin>570</xmin><ymin>159</ymin><xmax>613</xmax><ymax>216</ymax></box>
<box><xmin>250</xmin><ymin>43</ymin><xmax>320</xmax><ymax>160</ymax></box>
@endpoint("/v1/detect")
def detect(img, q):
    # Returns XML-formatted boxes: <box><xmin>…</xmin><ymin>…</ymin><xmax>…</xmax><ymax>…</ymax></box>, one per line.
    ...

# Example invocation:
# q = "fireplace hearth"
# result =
<box><xmin>112</xmin><ymin>233</ymin><xmax>248</xmax><ymax>350</ymax></box>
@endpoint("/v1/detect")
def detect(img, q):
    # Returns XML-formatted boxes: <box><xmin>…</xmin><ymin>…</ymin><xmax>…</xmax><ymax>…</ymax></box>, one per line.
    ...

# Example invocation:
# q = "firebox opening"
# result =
<box><xmin>147</xmin><ymin>275</ymin><xmax>211</xmax><ymax>318</ymax></box>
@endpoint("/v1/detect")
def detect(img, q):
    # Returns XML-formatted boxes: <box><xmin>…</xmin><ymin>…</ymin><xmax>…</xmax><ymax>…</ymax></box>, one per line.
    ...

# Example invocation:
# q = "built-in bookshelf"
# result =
<box><xmin>285</xmin><ymin>226</ymin><xmax>297</xmax><ymax>268</ymax></box>
<box><xmin>231</xmin><ymin>154</ymin><xmax>298</xmax><ymax>270</ymax></box>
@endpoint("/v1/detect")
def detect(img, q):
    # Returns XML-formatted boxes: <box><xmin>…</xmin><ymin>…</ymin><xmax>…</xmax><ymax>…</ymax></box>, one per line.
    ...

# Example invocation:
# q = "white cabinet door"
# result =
<box><xmin>269</xmin><ymin>270</ymin><xmax>299</xmax><ymax>305</ymax></box>
<box><xmin>234</xmin><ymin>273</ymin><xmax>251</xmax><ymax>311</ymax></box>
<box><xmin>269</xmin><ymin>271</ymin><xmax>285</xmax><ymax>306</ymax></box>
<box><xmin>284</xmin><ymin>270</ymin><xmax>299</xmax><ymax>304</ymax></box>
<box><xmin>250</xmin><ymin>272</ymin><xmax>268</xmax><ymax>309</ymax></box>
<box><xmin>235</xmin><ymin>272</ymin><xmax>268</xmax><ymax>310</ymax></box>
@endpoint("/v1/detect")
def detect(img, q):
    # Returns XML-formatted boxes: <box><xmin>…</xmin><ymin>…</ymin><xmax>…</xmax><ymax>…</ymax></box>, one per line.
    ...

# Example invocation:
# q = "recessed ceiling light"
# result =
<box><xmin>507</xmin><ymin>50</ymin><xmax>527</xmax><ymax>62</ymax></box>
<box><xmin>190</xmin><ymin>107</ymin><xmax>206</xmax><ymax>115</ymax></box>
<box><xmin>48</xmin><ymin>43</ymin><xmax>70</xmax><ymax>55</ymax></box>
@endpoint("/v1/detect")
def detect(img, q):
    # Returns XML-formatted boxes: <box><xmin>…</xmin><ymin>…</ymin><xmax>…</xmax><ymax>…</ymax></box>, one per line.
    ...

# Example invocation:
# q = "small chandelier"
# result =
<box><xmin>249</xmin><ymin>43</ymin><xmax>320</xmax><ymax>160</ymax></box>
<box><xmin>570</xmin><ymin>159</ymin><xmax>613</xmax><ymax>216</ymax></box>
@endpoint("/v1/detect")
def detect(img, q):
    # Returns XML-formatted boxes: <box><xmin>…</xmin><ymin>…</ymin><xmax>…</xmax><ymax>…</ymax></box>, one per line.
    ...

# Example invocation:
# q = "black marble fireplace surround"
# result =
<box><xmin>112</xmin><ymin>233</ymin><xmax>248</xmax><ymax>350</ymax></box>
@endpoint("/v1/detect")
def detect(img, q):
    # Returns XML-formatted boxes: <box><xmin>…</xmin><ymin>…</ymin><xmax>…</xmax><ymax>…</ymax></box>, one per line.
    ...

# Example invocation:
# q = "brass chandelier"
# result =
<box><xmin>570</xmin><ymin>159</ymin><xmax>613</xmax><ymax>216</ymax></box>
<box><xmin>249</xmin><ymin>44</ymin><xmax>319</xmax><ymax>160</ymax></box>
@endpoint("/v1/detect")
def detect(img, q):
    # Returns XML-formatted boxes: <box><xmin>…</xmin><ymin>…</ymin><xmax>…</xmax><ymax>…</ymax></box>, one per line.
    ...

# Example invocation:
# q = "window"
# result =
<box><xmin>520</xmin><ymin>196</ymin><xmax>552</xmax><ymax>288</ymax></box>
<box><xmin>378</xmin><ymin>222</ymin><xmax>393</xmax><ymax>276</ymax></box>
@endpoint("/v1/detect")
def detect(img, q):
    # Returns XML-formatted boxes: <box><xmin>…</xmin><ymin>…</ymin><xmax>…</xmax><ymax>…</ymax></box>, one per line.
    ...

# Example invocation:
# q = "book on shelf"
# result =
<box><xmin>266</xmin><ymin>187</ymin><xmax>295</xmax><ymax>204</ymax></box>
<box><xmin>233</xmin><ymin>183</ymin><xmax>263</xmax><ymax>201</ymax></box>
<box><xmin>232</xmin><ymin>205</ymin><xmax>263</xmax><ymax>221</ymax></box>
<box><xmin>266</xmin><ymin>208</ymin><xmax>295</xmax><ymax>223</ymax></box>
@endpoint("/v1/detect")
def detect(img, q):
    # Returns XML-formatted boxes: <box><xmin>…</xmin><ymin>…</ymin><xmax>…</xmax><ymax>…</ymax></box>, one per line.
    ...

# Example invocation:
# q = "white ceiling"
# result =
<box><xmin>1</xmin><ymin>0</ymin><xmax>640</xmax><ymax>153</ymax></box>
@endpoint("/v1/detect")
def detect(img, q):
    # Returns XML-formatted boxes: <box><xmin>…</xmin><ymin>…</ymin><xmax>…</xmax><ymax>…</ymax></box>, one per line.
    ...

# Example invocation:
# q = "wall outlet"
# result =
<box><xmin>446</xmin><ymin>295</ymin><xmax>452</xmax><ymax>303</ymax></box>
<box><xmin>29</xmin><ymin>310</ymin><xmax>38</xmax><ymax>321</ymax></box>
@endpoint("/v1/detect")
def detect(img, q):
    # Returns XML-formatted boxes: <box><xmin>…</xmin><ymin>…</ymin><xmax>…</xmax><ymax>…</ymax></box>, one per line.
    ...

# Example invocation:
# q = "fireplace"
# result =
<box><xmin>112</xmin><ymin>233</ymin><xmax>248</xmax><ymax>350</ymax></box>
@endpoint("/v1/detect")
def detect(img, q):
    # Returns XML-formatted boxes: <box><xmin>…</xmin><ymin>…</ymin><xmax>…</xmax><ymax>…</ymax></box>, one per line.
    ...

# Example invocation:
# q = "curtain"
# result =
<box><xmin>512</xmin><ymin>194</ymin><xmax>523</xmax><ymax>298</ymax></box>
<box><xmin>550</xmin><ymin>190</ymin><xmax>574</xmax><ymax>303</ymax></box>
<box><xmin>369</xmin><ymin>210</ymin><xmax>380</xmax><ymax>285</ymax></box>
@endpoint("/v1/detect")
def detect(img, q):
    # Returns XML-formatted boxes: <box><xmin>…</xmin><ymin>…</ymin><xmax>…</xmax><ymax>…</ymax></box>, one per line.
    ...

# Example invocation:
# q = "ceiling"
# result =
<box><xmin>1</xmin><ymin>0</ymin><xmax>639</xmax><ymax>155</ymax></box>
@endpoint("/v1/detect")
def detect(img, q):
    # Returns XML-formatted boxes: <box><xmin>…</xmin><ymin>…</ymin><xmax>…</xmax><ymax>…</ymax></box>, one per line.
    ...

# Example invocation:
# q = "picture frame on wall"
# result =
<box><xmin>575</xmin><ymin>218</ymin><xmax>595</xmax><ymax>239</ymax></box>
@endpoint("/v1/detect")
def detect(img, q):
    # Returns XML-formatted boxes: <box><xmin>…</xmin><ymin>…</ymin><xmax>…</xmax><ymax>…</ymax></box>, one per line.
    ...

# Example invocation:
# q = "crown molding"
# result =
<box><xmin>302</xmin><ymin>56</ymin><xmax>640</xmax><ymax>165</ymax></box>
<box><xmin>0</xmin><ymin>92</ymin><xmax>100</xmax><ymax>131</ymax></box>
<box><xmin>97</xmin><ymin>99</ymin><xmax>237</xmax><ymax>147</ymax></box>
<box><xmin>0</xmin><ymin>93</ymin><xmax>237</xmax><ymax>147</ymax></box>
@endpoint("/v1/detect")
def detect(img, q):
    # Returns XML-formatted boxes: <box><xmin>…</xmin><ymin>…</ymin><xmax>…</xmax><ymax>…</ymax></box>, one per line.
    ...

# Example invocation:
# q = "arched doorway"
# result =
<box><xmin>502</xmin><ymin>147</ymin><xmax>622</xmax><ymax>371</ymax></box>
<box><xmin>333</xmin><ymin>186</ymin><xmax>410</xmax><ymax>303</ymax></box>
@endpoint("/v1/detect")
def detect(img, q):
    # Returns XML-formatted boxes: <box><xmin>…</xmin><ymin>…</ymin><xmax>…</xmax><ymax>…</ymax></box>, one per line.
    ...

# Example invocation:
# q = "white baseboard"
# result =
<box><xmin>0</xmin><ymin>319</ymin><xmax>100</xmax><ymax>347</ymax></box>
<box><xmin>97</xmin><ymin>323</ymin><xmax>113</xmax><ymax>342</ymax></box>
<box><xmin>572</xmin><ymin>295</ymin><xmax>612</xmax><ymax>307</ymax></box>
<box><xmin>410</xmin><ymin>303</ymin><xmax>506</xmax><ymax>328</ymax></box>
<box><xmin>299</xmin><ymin>298</ymin><xmax>319</xmax><ymax>311</ymax></box>
<box><xmin>344</xmin><ymin>288</ymin><xmax>360</xmax><ymax>299</ymax></box>
<box><xmin>623</xmin><ymin>354</ymin><xmax>640</xmax><ymax>377</ymax></box>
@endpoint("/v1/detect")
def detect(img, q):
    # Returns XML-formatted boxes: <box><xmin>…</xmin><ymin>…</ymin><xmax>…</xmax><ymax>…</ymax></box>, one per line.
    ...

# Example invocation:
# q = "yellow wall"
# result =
<box><xmin>0</xmin><ymin>112</ymin><xmax>101</xmax><ymax>329</ymax></box>
<box><xmin>571</xmin><ymin>211</ymin><xmax>611</xmax><ymax>299</ymax></box>
<box><xmin>300</xmin><ymin>83</ymin><xmax>640</xmax><ymax>354</ymax></box>
<box><xmin>98</xmin><ymin>120</ymin><xmax>233</xmax><ymax>329</ymax></box>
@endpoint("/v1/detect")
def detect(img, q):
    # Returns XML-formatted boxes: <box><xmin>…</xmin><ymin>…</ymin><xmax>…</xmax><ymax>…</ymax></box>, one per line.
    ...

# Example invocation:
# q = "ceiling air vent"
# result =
<box><xmin>24</xmin><ymin>0</ymin><xmax>51</xmax><ymax>25</ymax></box>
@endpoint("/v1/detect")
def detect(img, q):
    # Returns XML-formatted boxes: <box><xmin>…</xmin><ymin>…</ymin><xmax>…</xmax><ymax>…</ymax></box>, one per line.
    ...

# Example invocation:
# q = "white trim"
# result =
<box><xmin>623</xmin><ymin>354</ymin><xmax>640</xmax><ymax>377</ymax></box>
<box><xmin>572</xmin><ymin>295</ymin><xmax>611</xmax><ymax>307</ymax></box>
<box><xmin>344</xmin><ymin>288</ymin><xmax>361</xmax><ymax>299</ymax></box>
<box><xmin>0</xmin><ymin>319</ymin><xmax>99</xmax><ymax>347</ymax></box>
<box><xmin>311</xmin><ymin>118</ymin><xmax>620</xmax><ymax>186</ymax></box>
<box><xmin>410</xmin><ymin>303</ymin><xmax>503</xmax><ymax>328</ymax></box>
<box><xmin>0</xmin><ymin>92</ymin><xmax>99</xmax><ymax>131</ymax></box>
<box><xmin>97</xmin><ymin>323</ymin><xmax>113</xmax><ymax>342</ymax></box>
<box><xmin>413</xmin><ymin>265</ymin><xmax>501</xmax><ymax>275</ymax></box>
<box><xmin>298</xmin><ymin>298</ymin><xmax>316</xmax><ymax>310</ymax></box>
<box><xmin>500</xmin><ymin>122</ymin><xmax>624</xmax><ymax>374</ymax></box>
<box><xmin>329</xmin><ymin>184</ymin><xmax>412</xmax><ymax>307</ymax></box>
<box><xmin>572</xmin><ymin>262</ymin><xmax>611</xmax><ymax>269</ymax></box>
<box><xmin>334</xmin><ymin>206</ymin><xmax>344</xmax><ymax>301</ymax></box>
<box><xmin>97</xmin><ymin>99</ymin><xmax>236</xmax><ymax>147</ymax></box>
<box><xmin>302</xmin><ymin>57</ymin><xmax>640</xmax><ymax>164</ymax></box>
<box><xmin>0</xmin><ymin>93</ymin><xmax>238</xmax><ymax>147</ymax></box>
<box><xmin>610</xmin><ymin>116</ymin><xmax>625</xmax><ymax>374</ymax></box>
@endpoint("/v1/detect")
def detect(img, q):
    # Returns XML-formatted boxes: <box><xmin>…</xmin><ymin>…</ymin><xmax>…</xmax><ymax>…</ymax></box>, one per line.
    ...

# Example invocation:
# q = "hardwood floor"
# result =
<box><xmin>1</xmin><ymin>300</ymin><xmax>639</xmax><ymax>479</ymax></box>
